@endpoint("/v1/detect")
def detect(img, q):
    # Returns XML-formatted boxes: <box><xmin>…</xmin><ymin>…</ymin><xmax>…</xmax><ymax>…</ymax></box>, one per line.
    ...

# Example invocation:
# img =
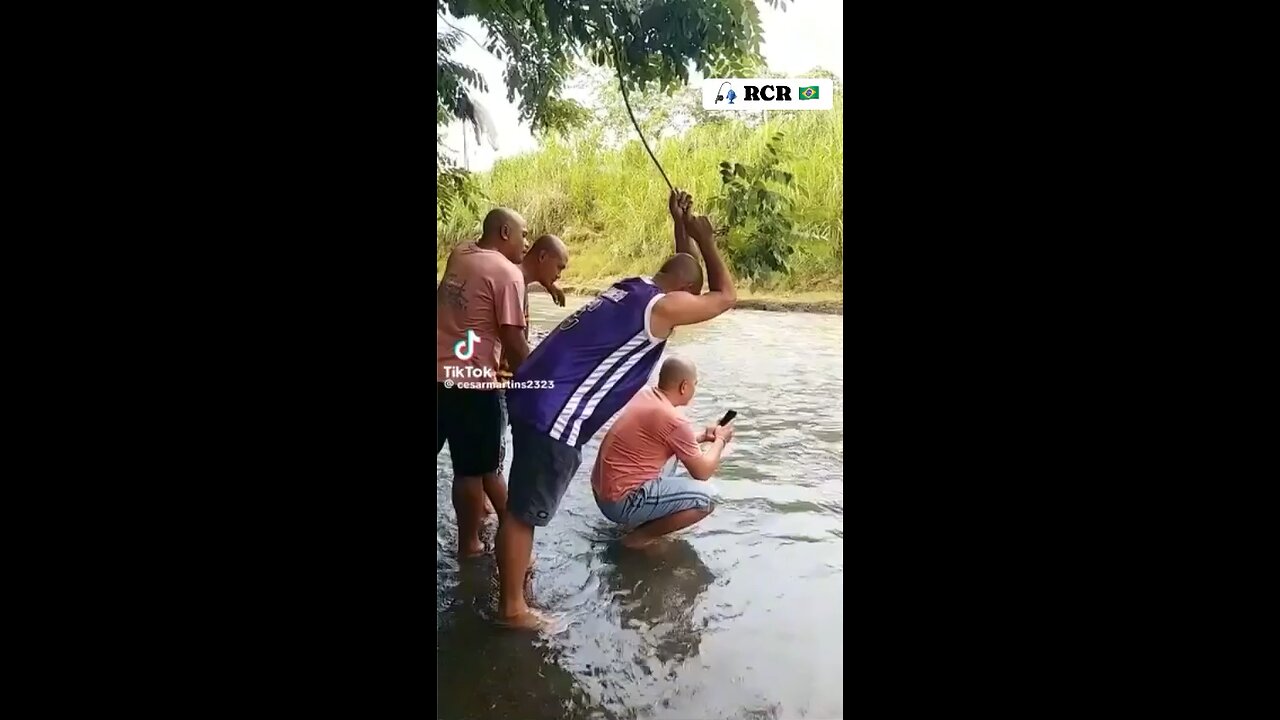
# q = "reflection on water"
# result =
<box><xmin>437</xmin><ymin>294</ymin><xmax>843</xmax><ymax>720</ymax></box>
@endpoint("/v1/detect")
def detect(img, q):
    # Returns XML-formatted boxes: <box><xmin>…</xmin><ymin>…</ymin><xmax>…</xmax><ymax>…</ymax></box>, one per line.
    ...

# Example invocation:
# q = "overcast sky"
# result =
<box><xmin>438</xmin><ymin>0</ymin><xmax>844</xmax><ymax>171</ymax></box>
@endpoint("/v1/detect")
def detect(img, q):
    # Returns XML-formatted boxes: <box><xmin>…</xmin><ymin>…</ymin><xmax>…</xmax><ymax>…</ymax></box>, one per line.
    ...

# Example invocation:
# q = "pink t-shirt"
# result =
<box><xmin>591</xmin><ymin>387</ymin><xmax>702</xmax><ymax>502</ymax></box>
<box><xmin>436</xmin><ymin>242</ymin><xmax>525</xmax><ymax>383</ymax></box>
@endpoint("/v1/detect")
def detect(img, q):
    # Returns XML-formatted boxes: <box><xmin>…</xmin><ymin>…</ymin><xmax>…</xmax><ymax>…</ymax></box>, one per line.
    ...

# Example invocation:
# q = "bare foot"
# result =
<box><xmin>484</xmin><ymin>499</ymin><xmax>496</xmax><ymax>516</ymax></box>
<box><xmin>459</xmin><ymin>539</ymin><xmax>486</xmax><ymax>558</ymax></box>
<box><xmin>497</xmin><ymin>607</ymin><xmax>554</xmax><ymax>631</ymax></box>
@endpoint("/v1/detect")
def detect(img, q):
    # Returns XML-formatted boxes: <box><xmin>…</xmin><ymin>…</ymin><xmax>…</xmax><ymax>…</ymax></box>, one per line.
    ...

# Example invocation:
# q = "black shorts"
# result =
<box><xmin>507</xmin><ymin>421</ymin><xmax>582</xmax><ymax>527</ymax></box>
<box><xmin>436</xmin><ymin>384</ymin><xmax>505</xmax><ymax>477</ymax></box>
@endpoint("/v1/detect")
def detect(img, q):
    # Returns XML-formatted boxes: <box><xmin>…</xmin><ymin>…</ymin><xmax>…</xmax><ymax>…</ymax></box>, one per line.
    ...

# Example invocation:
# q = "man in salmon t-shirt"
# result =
<box><xmin>470</xmin><ymin>234</ymin><xmax>570</xmax><ymax>518</ymax></box>
<box><xmin>591</xmin><ymin>356</ymin><xmax>734</xmax><ymax>548</ymax></box>
<box><xmin>437</xmin><ymin>207</ymin><xmax>529</xmax><ymax>557</ymax></box>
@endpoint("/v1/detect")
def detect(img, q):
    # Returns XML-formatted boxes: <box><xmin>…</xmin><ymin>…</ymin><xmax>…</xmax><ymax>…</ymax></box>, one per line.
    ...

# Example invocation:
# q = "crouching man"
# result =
<box><xmin>590</xmin><ymin>357</ymin><xmax>734</xmax><ymax>548</ymax></box>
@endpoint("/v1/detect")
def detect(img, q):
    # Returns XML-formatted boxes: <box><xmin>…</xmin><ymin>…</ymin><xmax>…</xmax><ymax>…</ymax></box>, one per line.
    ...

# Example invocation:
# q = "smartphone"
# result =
<box><xmin>718</xmin><ymin>410</ymin><xmax>737</xmax><ymax>426</ymax></box>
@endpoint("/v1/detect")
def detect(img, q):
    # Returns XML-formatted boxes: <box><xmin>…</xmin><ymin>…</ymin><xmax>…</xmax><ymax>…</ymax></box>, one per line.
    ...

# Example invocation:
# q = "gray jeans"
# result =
<box><xmin>595</xmin><ymin>474</ymin><xmax>715</xmax><ymax>529</ymax></box>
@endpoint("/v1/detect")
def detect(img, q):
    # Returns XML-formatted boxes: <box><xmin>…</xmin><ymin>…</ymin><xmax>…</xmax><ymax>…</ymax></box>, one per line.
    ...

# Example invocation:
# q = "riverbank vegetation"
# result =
<box><xmin>437</xmin><ymin>70</ymin><xmax>843</xmax><ymax>300</ymax></box>
<box><xmin>436</xmin><ymin>1</ymin><xmax>841</xmax><ymax>305</ymax></box>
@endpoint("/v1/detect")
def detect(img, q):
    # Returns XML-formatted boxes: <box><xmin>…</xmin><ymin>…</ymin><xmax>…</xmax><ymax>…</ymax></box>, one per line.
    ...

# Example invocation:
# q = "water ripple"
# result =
<box><xmin>438</xmin><ymin>297</ymin><xmax>843</xmax><ymax>720</ymax></box>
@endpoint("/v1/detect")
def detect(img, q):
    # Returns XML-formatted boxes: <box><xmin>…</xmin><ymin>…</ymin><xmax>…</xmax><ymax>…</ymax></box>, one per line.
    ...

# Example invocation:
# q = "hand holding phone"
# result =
<box><xmin>712</xmin><ymin>424</ymin><xmax>735</xmax><ymax>443</ymax></box>
<box><xmin>699</xmin><ymin>411</ymin><xmax>738</xmax><ymax>443</ymax></box>
<box><xmin>710</xmin><ymin>409</ymin><xmax>737</xmax><ymax>444</ymax></box>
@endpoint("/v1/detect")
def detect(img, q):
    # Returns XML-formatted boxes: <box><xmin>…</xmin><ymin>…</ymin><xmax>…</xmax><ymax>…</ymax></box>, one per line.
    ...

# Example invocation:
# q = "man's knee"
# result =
<box><xmin>506</xmin><ymin>492</ymin><xmax>555</xmax><ymax>527</ymax></box>
<box><xmin>698</xmin><ymin>494</ymin><xmax>716</xmax><ymax>516</ymax></box>
<box><xmin>692</xmin><ymin>503</ymin><xmax>714</xmax><ymax>522</ymax></box>
<box><xmin>499</xmin><ymin>512</ymin><xmax>533</xmax><ymax>532</ymax></box>
<box><xmin>671</xmin><ymin>500</ymin><xmax>713</xmax><ymax>524</ymax></box>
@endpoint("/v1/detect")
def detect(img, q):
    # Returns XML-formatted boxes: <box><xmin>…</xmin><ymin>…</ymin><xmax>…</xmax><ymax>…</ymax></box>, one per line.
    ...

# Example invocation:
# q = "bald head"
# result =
<box><xmin>479</xmin><ymin>207</ymin><xmax>527</xmax><ymax>263</ymax></box>
<box><xmin>482</xmin><ymin>208</ymin><xmax>523</xmax><ymax>238</ymax></box>
<box><xmin>527</xmin><ymin>234</ymin><xmax>568</xmax><ymax>264</ymax></box>
<box><xmin>658</xmin><ymin>356</ymin><xmax>698</xmax><ymax>391</ymax></box>
<box><xmin>523</xmin><ymin>233</ymin><xmax>570</xmax><ymax>288</ymax></box>
<box><xmin>654</xmin><ymin>253</ymin><xmax>704</xmax><ymax>294</ymax></box>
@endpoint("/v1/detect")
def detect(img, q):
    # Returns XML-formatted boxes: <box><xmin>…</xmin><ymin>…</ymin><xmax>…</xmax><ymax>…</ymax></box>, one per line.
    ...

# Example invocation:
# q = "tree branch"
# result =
<box><xmin>437</xmin><ymin>13</ymin><xmax>491</xmax><ymax>55</ymax></box>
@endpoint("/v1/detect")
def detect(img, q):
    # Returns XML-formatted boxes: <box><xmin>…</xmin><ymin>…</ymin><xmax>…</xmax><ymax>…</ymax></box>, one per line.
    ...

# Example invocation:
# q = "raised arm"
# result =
<box><xmin>650</xmin><ymin>214</ymin><xmax>737</xmax><ymax>335</ymax></box>
<box><xmin>669</xmin><ymin>189</ymin><xmax>696</xmax><ymax>257</ymax></box>
<box><xmin>689</xmin><ymin>215</ymin><xmax>734</xmax><ymax>298</ymax></box>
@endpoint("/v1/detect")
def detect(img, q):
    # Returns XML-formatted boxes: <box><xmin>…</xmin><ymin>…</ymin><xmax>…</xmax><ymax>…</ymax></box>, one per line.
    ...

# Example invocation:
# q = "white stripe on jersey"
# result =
<box><xmin>565</xmin><ymin>339</ymin><xmax>662</xmax><ymax>446</ymax></box>
<box><xmin>550</xmin><ymin>330</ymin><xmax>647</xmax><ymax>440</ymax></box>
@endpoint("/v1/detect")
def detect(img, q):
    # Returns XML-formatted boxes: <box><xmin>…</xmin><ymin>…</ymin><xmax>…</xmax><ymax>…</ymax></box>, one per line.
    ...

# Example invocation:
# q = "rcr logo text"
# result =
<box><xmin>740</xmin><ymin>85</ymin><xmax>793</xmax><ymax>101</ymax></box>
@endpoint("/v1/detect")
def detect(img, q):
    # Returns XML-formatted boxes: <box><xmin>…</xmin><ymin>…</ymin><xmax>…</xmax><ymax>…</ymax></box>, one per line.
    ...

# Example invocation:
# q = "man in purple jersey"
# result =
<box><xmin>494</xmin><ymin>190</ymin><xmax>737</xmax><ymax>628</ymax></box>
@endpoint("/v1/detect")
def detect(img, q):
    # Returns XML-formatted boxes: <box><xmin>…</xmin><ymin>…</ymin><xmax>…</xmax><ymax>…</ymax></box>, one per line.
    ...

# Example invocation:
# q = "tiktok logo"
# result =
<box><xmin>453</xmin><ymin>329</ymin><xmax>480</xmax><ymax>360</ymax></box>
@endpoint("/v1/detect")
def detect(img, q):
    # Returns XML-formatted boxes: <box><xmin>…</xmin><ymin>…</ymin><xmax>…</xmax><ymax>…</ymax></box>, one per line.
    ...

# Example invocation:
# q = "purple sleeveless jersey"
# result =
<box><xmin>506</xmin><ymin>277</ymin><xmax>667</xmax><ymax>447</ymax></box>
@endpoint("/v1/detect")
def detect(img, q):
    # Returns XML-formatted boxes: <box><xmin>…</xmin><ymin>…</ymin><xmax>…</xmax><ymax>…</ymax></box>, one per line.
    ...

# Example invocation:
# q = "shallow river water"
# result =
<box><xmin>437</xmin><ymin>293</ymin><xmax>844</xmax><ymax>720</ymax></box>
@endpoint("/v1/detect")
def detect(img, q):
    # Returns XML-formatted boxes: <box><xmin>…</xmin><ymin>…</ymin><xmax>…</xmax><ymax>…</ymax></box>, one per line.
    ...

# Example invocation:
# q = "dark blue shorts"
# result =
<box><xmin>506</xmin><ymin>421</ymin><xmax>582</xmax><ymax>527</ymax></box>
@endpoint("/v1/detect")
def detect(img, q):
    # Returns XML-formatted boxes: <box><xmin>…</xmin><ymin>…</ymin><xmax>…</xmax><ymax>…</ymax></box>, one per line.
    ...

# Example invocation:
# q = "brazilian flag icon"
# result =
<box><xmin>799</xmin><ymin>85</ymin><xmax>819</xmax><ymax>100</ymax></box>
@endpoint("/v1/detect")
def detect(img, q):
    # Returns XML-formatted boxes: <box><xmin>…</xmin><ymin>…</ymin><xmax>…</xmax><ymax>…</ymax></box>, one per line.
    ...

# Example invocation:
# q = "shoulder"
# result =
<box><xmin>653</xmin><ymin>290</ymin><xmax>696</xmax><ymax>310</ymax></box>
<box><xmin>625</xmin><ymin>386</ymin><xmax>652</xmax><ymax>404</ymax></box>
<box><xmin>642</xmin><ymin>395</ymin><xmax>685</xmax><ymax>427</ymax></box>
<box><xmin>626</xmin><ymin>387</ymin><xmax>659</xmax><ymax>410</ymax></box>
<box><xmin>656</xmin><ymin>289</ymin><xmax>695</xmax><ymax>302</ymax></box>
<box><xmin>631</xmin><ymin>277</ymin><xmax>661</xmax><ymax>294</ymax></box>
<box><xmin>608</xmin><ymin>277</ymin><xmax>660</xmax><ymax>294</ymax></box>
<box><xmin>445</xmin><ymin>242</ymin><xmax>478</xmax><ymax>271</ymax></box>
<box><xmin>500</xmin><ymin>260</ymin><xmax>523</xmax><ymax>284</ymax></box>
<box><xmin>474</xmin><ymin>251</ymin><xmax>520</xmax><ymax>285</ymax></box>
<box><xmin>660</xmin><ymin>405</ymin><xmax>689</xmax><ymax>424</ymax></box>
<box><xmin>478</xmin><ymin>249</ymin><xmax>519</xmax><ymax>278</ymax></box>
<box><xmin>662</xmin><ymin>411</ymin><xmax>695</xmax><ymax>438</ymax></box>
<box><xmin>486</xmin><ymin>264</ymin><xmax>522</xmax><ymax>294</ymax></box>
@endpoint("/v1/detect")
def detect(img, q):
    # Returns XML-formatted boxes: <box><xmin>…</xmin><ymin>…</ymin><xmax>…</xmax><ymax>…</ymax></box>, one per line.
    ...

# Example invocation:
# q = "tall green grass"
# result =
<box><xmin>437</xmin><ymin>92</ymin><xmax>843</xmax><ymax>295</ymax></box>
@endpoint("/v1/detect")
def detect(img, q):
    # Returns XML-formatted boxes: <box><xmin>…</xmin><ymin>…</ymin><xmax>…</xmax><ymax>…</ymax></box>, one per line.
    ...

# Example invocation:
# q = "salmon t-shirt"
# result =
<box><xmin>591</xmin><ymin>387</ymin><xmax>702</xmax><ymax>502</ymax></box>
<box><xmin>436</xmin><ymin>243</ymin><xmax>525</xmax><ymax>384</ymax></box>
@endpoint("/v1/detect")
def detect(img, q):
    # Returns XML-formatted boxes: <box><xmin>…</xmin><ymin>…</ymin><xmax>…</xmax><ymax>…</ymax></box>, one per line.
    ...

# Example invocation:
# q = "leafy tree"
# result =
<box><xmin>437</xmin><ymin>27</ymin><xmax>488</xmax><ymax>223</ymax></box>
<box><xmin>436</xmin><ymin>0</ymin><xmax>787</xmax><ymax>219</ymax></box>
